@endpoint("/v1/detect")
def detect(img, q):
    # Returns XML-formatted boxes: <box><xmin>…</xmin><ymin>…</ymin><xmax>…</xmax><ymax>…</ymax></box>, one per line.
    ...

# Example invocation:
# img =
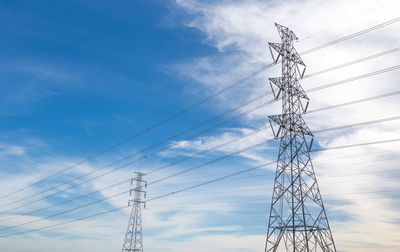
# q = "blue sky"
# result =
<box><xmin>0</xmin><ymin>0</ymin><xmax>216</xmax><ymax>155</ymax></box>
<box><xmin>0</xmin><ymin>0</ymin><xmax>400</xmax><ymax>252</ymax></box>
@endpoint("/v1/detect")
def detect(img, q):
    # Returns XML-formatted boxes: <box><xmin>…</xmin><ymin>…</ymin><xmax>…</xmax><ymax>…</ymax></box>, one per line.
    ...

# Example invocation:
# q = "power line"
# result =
<box><xmin>0</xmin><ymin>189</ymin><xmax>130</xmax><ymax>233</ymax></box>
<box><xmin>272</xmin><ymin>64</ymin><xmax>400</xmax><ymax>109</ymax></box>
<box><xmin>306</xmin><ymin>64</ymin><xmax>400</xmax><ymax>93</ymax></box>
<box><xmin>2</xmin><ymin>69</ymin><xmax>398</xmax><ymax>222</ymax></box>
<box><xmin>4</xmin><ymin>190</ymin><xmax>400</xmax><ymax>247</ymax></box>
<box><xmin>146</xmin><ymin>115</ymin><xmax>400</xmax><ymax>186</ymax></box>
<box><xmin>0</xmin><ymin>99</ymin><xmax>276</xmax><ymax>211</ymax></box>
<box><xmin>296</xmin><ymin>0</ymin><xmax>399</xmax><ymax>43</ymax></box>
<box><xmin>147</xmin><ymin>175</ymin><xmax>400</xmax><ymax>202</ymax></box>
<box><xmin>0</xmin><ymin>178</ymin><xmax>131</xmax><ymax>223</ymax></box>
<box><xmin>170</xmin><ymin>154</ymin><xmax>400</xmax><ymax>195</ymax></box>
<box><xmin>148</xmin><ymin>139</ymin><xmax>275</xmax><ymax>185</ymax></box>
<box><xmin>3</xmin><ymin>88</ymin><xmax>400</xmax><ymax>221</ymax></box>
<box><xmin>3</xmin><ymin>16</ymin><xmax>396</xmax><ymax>201</ymax></box>
<box><xmin>2</xmin><ymin>76</ymin><xmax>398</xmax><ymax>214</ymax></box>
<box><xmin>2</xmin><ymin>131</ymin><xmax>389</xmax><ymax>234</ymax></box>
<box><xmin>170</xmin><ymin>88</ymin><xmax>400</xmax><ymax>184</ymax></box>
<box><xmin>146</xmin><ymin>190</ymin><xmax>400</xmax><ymax>210</ymax></box>
<box><xmin>313</xmin><ymin>116</ymin><xmax>400</xmax><ymax>134</ymax></box>
<box><xmin>300</xmin><ymin>16</ymin><xmax>400</xmax><ymax>55</ymax></box>
<box><xmin>0</xmin><ymin>127</ymin><xmax>271</xmax><ymax>221</ymax></box>
<box><xmin>157</xmin><ymin>152</ymin><xmax>400</xmax><ymax>190</ymax></box>
<box><xmin>5</xmin><ymin>85</ymin><xmax>400</xmax><ymax>252</ymax></box>
<box><xmin>145</xmin><ymin>137</ymin><xmax>400</xmax><ymax>203</ymax></box>
<box><xmin>314</xmin><ymin>147</ymin><xmax>400</xmax><ymax>166</ymax></box>
<box><xmin>145</xmin><ymin>124</ymin><xmax>271</xmax><ymax>175</ymax></box>
<box><xmin>5</xmin><ymin>120</ymin><xmax>398</xmax><ymax>232</ymax></box>
<box><xmin>157</xmin><ymin>145</ymin><xmax>400</xmax><ymax>185</ymax></box>
<box><xmin>143</xmin><ymin>195</ymin><xmax>400</xmax><ymax>212</ymax></box>
<box><xmin>163</xmin><ymin>156</ymin><xmax>400</xmax><ymax>190</ymax></box>
<box><xmin>4</xmin><ymin>83</ymin><xmax>398</xmax><ymax>220</ymax></box>
<box><xmin>311</xmin><ymin>138</ymin><xmax>400</xmax><ymax>152</ymax></box>
<box><xmin>13</xmin><ymin>59</ymin><xmax>398</xmax><ymax>208</ymax></box>
<box><xmin>0</xmin><ymin>67</ymin><xmax>275</xmax><ymax>202</ymax></box>
<box><xmin>1</xmin><ymin>137</ymin><xmax>399</xmax><ymax>238</ymax></box>
<box><xmin>0</xmin><ymin>163</ymin><xmax>274</xmax><ymax>238</ymax></box>
<box><xmin>306</xmin><ymin>90</ymin><xmax>400</xmax><ymax>114</ymax></box>
<box><xmin>3</xmin><ymin>149</ymin><xmax>398</xmax><ymax>245</ymax></box>
<box><xmin>1</xmin><ymin>16</ymin><xmax>400</xmax><ymax>251</ymax></box>
<box><xmin>302</xmin><ymin>46</ymin><xmax>400</xmax><ymax>79</ymax></box>
<box><xmin>2</xmin><ymin>31</ymin><xmax>400</xmax><ymax>217</ymax></box>
<box><xmin>147</xmin><ymin>162</ymin><xmax>274</xmax><ymax>202</ymax></box>
<box><xmin>0</xmin><ymin>205</ymin><xmax>129</xmax><ymax>238</ymax></box>
<box><xmin>11</xmin><ymin>184</ymin><xmax>398</xmax><ymax>239</ymax></box>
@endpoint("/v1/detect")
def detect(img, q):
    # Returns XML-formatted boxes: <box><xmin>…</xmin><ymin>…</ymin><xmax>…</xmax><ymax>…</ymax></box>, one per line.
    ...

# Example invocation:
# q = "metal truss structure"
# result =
<box><xmin>122</xmin><ymin>172</ymin><xmax>147</xmax><ymax>252</ymax></box>
<box><xmin>265</xmin><ymin>23</ymin><xmax>337</xmax><ymax>252</ymax></box>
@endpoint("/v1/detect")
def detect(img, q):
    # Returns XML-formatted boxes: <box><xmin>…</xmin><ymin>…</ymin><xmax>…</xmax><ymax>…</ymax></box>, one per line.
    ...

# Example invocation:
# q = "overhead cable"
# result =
<box><xmin>4</xmin><ymin>16</ymin><xmax>397</xmax><ymax>200</ymax></box>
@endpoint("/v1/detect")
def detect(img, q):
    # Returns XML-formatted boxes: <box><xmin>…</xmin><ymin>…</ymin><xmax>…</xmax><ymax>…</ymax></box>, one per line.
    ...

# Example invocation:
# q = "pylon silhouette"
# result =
<box><xmin>122</xmin><ymin>172</ymin><xmax>147</xmax><ymax>252</ymax></box>
<box><xmin>265</xmin><ymin>23</ymin><xmax>336</xmax><ymax>252</ymax></box>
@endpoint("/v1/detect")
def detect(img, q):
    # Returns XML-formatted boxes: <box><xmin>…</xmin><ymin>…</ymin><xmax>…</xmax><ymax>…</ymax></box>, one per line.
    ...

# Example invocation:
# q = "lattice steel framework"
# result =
<box><xmin>265</xmin><ymin>23</ymin><xmax>337</xmax><ymax>252</ymax></box>
<box><xmin>122</xmin><ymin>172</ymin><xmax>147</xmax><ymax>252</ymax></box>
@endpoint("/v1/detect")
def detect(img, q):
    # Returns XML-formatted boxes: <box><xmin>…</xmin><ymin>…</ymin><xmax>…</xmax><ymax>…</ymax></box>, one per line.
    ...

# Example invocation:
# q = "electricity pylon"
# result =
<box><xmin>265</xmin><ymin>23</ymin><xmax>336</xmax><ymax>252</ymax></box>
<box><xmin>122</xmin><ymin>172</ymin><xmax>147</xmax><ymax>252</ymax></box>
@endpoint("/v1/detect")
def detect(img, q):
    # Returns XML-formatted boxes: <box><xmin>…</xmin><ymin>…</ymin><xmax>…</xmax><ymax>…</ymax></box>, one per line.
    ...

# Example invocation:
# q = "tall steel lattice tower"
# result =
<box><xmin>122</xmin><ymin>172</ymin><xmax>147</xmax><ymax>252</ymax></box>
<box><xmin>265</xmin><ymin>23</ymin><xmax>336</xmax><ymax>252</ymax></box>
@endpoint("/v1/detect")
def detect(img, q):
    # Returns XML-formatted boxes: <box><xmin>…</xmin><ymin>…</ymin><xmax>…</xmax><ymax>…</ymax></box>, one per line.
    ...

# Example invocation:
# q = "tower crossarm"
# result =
<box><xmin>269</xmin><ymin>77</ymin><xmax>309</xmax><ymax>100</ymax></box>
<box><xmin>268</xmin><ymin>113</ymin><xmax>313</xmax><ymax>137</ymax></box>
<box><xmin>128</xmin><ymin>199</ymin><xmax>146</xmax><ymax>206</ymax></box>
<box><xmin>268</xmin><ymin>43</ymin><xmax>305</xmax><ymax>67</ymax></box>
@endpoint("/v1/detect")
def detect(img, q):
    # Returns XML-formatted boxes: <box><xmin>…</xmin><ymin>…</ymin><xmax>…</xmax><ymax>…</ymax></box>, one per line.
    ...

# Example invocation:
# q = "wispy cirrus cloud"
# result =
<box><xmin>156</xmin><ymin>0</ymin><xmax>400</xmax><ymax>251</ymax></box>
<box><xmin>1</xmin><ymin>0</ymin><xmax>400</xmax><ymax>251</ymax></box>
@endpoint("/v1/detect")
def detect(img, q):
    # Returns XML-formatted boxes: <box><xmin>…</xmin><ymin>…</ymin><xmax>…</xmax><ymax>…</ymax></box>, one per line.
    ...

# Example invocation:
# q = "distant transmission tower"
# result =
<box><xmin>122</xmin><ymin>172</ymin><xmax>147</xmax><ymax>252</ymax></box>
<box><xmin>265</xmin><ymin>23</ymin><xmax>336</xmax><ymax>252</ymax></box>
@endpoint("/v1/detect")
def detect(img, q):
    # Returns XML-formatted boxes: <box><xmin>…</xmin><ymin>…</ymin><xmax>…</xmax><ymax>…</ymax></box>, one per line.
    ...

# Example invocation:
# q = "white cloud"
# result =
<box><xmin>1</xmin><ymin>0</ymin><xmax>400</xmax><ymax>251</ymax></box>
<box><xmin>159</xmin><ymin>0</ymin><xmax>400</xmax><ymax>251</ymax></box>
